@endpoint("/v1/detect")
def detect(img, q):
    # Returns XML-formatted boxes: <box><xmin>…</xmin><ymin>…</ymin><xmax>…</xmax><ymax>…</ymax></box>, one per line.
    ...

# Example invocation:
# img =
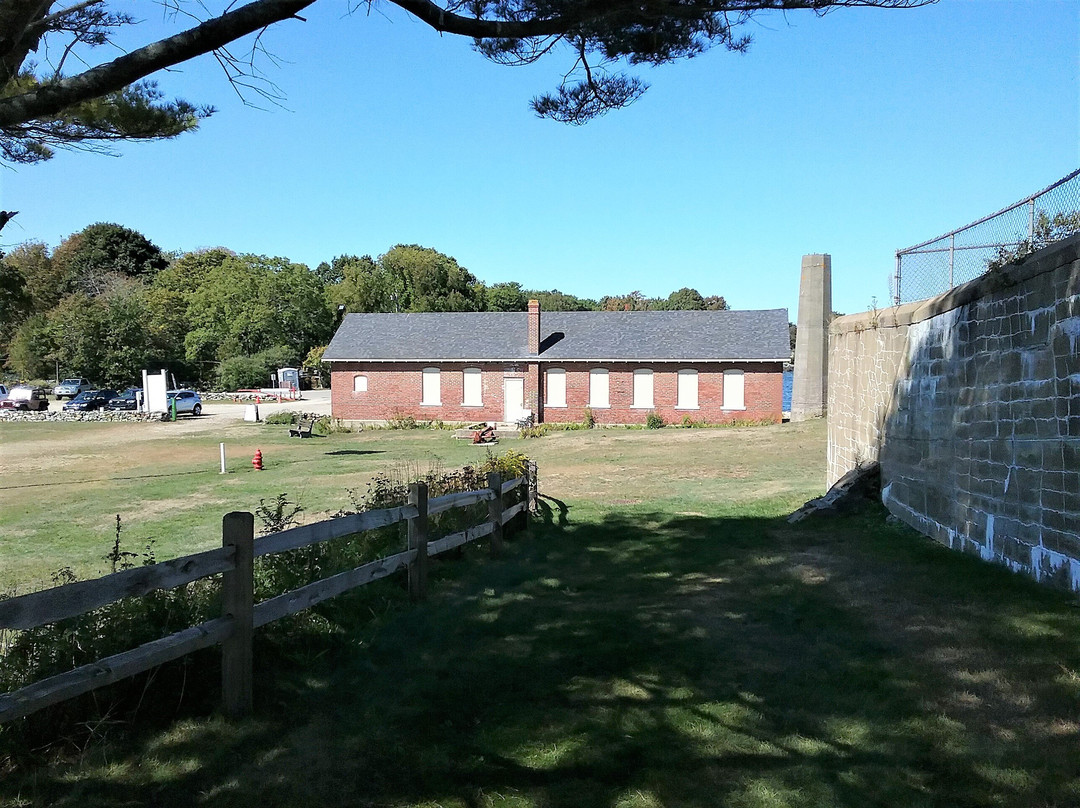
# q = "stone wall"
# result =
<box><xmin>827</xmin><ymin>234</ymin><xmax>1080</xmax><ymax>589</ymax></box>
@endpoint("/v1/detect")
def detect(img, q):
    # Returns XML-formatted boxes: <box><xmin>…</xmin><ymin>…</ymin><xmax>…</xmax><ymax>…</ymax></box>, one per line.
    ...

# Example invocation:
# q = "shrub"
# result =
<box><xmin>387</xmin><ymin>412</ymin><xmax>418</xmax><ymax>430</ymax></box>
<box><xmin>263</xmin><ymin>411</ymin><xmax>297</xmax><ymax>425</ymax></box>
<box><xmin>314</xmin><ymin>416</ymin><xmax>353</xmax><ymax>434</ymax></box>
<box><xmin>645</xmin><ymin>411</ymin><xmax>665</xmax><ymax>429</ymax></box>
<box><xmin>680</xmin><ymin>415</ymin><xmax>707</xmax><ymax>428</ymax></box>
<box><xmin>582</xmin><ymin>407</ymin><xmax>595</xmax><ymax>429</ymax></box>
<box><xmin>479</xmin><ymin>448</ymin><xmax>529</xmax><ymax>480</ymax></box>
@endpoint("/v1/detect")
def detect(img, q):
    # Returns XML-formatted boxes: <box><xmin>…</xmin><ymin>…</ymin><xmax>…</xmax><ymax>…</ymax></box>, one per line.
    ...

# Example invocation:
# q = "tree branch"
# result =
<box><xmin>0</xmin><ymin>0</ymin><xmax>317</xmax><ymax>127</ymax></box>
<box><xmin>0</xmin><ymin>0</ymin><xmax>936</xmax><ymax>133</ymax></box>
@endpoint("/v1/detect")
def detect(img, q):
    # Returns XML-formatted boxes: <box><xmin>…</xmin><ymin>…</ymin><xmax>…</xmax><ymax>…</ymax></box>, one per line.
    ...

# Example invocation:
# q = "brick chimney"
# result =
<box><xmin>527</xmin><ymin>299</ymin><xmax>541</xmax><ymax>355</ymax></box>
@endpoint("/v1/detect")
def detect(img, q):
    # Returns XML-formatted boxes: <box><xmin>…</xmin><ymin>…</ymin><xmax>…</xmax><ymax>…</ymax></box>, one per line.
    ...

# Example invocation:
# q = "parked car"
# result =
<box><xmin>0</xmin><ymin>384</ymin><xmax>8</xmax><ymax>403</ymax></box>
<box><xmin>54</xmin><ymin>378</ymin><xmax>93</xmax><ymax>399</ymax></box>
<box><xmin>1</xmin><ymin>385</ymin><xmax>50</xmax><ymax>411</ymax></box>
<box><xmin>107</xmin><ymin>387</ymin><xmax>143</xmax><ymax>411</ymax></box>
<box><xmin>166</xmin><ymin>389</ymin><xmax>202</xmax><ymax>416</ymax></box>
<box><xmin>63</xmin><ymin>389</ymin><xmax>118</xmax><ymax>412</ymax></box>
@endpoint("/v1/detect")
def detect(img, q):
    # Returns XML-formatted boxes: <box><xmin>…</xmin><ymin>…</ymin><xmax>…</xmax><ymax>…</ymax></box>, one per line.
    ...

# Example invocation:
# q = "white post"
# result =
<box><xmin>220</xmin><ymin>443</ymin><xmax>227</xmax><ymax>474</ymax></box>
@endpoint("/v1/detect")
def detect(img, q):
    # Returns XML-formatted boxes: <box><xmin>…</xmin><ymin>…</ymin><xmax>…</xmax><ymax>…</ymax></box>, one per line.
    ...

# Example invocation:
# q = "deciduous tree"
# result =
<box><xmin>52</xmin><ymin>222</ymin><xmax>167</xmax><ymax>296</ymax></box>
<box><xmin>3</xmin><ymin>240</ymin><xmax>68</xmax><ymax>313</ymax></box>
<box><xmin>485</xmin><ymin>281</ymin><xmax>528</xmax><ymax>312</ymax></box>
<box><xmin>0</xmin><ymin>255</ymin><xmax>29</xmax><ymax>350</ymax></box>
<box><xmin>523</xmin><ymin>288</ymin><xmax>598</xmax><ymax>311</ymax></box>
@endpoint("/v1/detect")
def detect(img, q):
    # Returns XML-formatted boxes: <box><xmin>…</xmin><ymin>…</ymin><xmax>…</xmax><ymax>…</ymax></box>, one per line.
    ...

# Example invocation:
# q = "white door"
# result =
<box><xmin>503</xmin><ymin>377</ymin><xmax>525</xmax><ymax>422</ymax></box>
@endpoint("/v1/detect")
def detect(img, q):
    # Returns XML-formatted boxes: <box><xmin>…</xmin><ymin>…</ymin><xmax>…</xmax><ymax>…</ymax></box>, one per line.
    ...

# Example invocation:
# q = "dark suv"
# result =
<box><xmin>63</xmin><ymin>389</ymin><xmax>118</xmax><ymax>412</ymax></box>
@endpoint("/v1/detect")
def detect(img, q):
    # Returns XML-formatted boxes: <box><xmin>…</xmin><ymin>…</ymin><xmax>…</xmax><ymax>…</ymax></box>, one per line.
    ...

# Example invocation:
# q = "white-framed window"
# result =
<box><xmin>353</xmin><ymin>375</ymin><xmax>368</xmax><ymax>393</ymax></box>
<box><xmin>723</xmin><ymin>369</ymin><xmax>745</xmax><ymax>410</ymax></box>
<box><xmin>462</xmin><ymin>368</ymin><xmax>482</xmax><ymax>406</ymax></box>
<box><xmin>589</xmin><ymin>368</ymin><xmax>610</xmax><ymax>408</ymax></box>
<box><xmin>676</xmin><ymin>369</ymin><xmax>698</xmax><ymax>409</ymax></box>
<box><xmin>632</xmin><ymin>369</ymin><xmax>654</xmax><ymax>408</ymax></box>
<box><xmin>545</xmin><ymin>368</ymin><xmax>566</xmax><ymax>407</ymax></box>
<box><xmin>421</xmin><ymin>367</ymin><xmax>441</xmax><ymax>405</ymax></box>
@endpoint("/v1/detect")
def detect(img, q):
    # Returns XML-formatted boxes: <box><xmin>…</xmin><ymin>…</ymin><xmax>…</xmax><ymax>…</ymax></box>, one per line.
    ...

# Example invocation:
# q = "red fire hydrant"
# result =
<box><xmin>252</xmin><ymin>449</ymin><xmax>264</xmax><ymax>471</ymax></box>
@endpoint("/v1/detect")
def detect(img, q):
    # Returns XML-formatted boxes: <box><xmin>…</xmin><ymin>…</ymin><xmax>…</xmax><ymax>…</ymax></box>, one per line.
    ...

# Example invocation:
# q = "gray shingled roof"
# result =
<box><xmin>323</xmin><ymin>309</ymin><xmax>790</xmax><ymax>363</ymax></box>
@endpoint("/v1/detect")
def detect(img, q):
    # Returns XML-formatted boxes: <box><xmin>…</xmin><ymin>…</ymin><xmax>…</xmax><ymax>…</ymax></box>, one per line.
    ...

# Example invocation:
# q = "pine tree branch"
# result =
<box><xmin>0</xmin><ymin>0</ymin><xmax>935</xmax><ymax>132</ymax></box>
<box><xmin>0</xmin><ymin>0</ymin><xmax>317</xmax><ymax>127</ymax></box>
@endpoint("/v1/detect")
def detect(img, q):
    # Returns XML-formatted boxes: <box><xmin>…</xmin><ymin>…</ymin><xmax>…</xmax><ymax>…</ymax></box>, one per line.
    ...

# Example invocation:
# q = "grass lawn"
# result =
<box><xmin>0</xmin><ymin>418</ymin><xmax>824</xmax><ymax>588</ymax></box>
<box><xmin>5</xmin><ymin>419</ymin><xmax>1080</xmax><ymax>807</ymax></box>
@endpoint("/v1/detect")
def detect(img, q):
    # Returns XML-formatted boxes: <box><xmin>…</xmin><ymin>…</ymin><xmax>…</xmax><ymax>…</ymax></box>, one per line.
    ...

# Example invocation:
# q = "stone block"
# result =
<box><xmin>989</xmin><ymin>441</ymin><xmax>1012</xmax><ymax>466</ymax></box>
<box><xmin>1026</xmin><ymin>281</ymin><xmax>1058</xmax><ymax>312</ymax></box>
<box><xmin>1037</xmin><ymin>418</ymin><xmax>1062</xmax><ymax>439</ymax></box>
<box><xmin>1013</xmin><ymin>440</ymin><xmax>1042</xmax><ymax>468</ymax></box>
<box><xmin>1008</xmin><ymin>418</ymin><xmax>1034</xmax><ymax>440</ymax></box>
<box><xmin>1019</xmin><ymin>499</ymin><xmax>1042</xmax><ymax>525</ymax></box>
<box><xmin>1043</xmin><ymin>529</ymin><xmax>1080</xmax><ymax>561</ymax></box>
<box><xmin>1043</xmin><ymin>445</ymin><xmax>1066</xmax><ymax>472</ymax></box>
<box><xmin>999</xmin><ymin>534</ymin><xmax>1031</xmax><ymax>566</ymax></box>
<box><xmin>1044</xmin><ymin>470</ymin><xmax>1068</xmax><ymax>494</ymax></box>
<box><xmin>1044</xmin><ymin>508</ymin><xmax>1069</xmax><ymax>533</ymax></box>
<box><xmin>1009</xmin><ymin>313</ymin><xmax>1024</xmax><ymax>337</ymax></box>
<box><xmin>1062</xmin><ymin>491</ymin><xmax>1080</xmax><ymax>518</ymax></box>
<box><xmin>1043</xmin><ymin>489</ymin><xmax>1066</xmax><ymax>513</ymax></box>
<box><xmin>1030</xmin><ymin>399</ymin><xmax>1057</xmax><ymax>421</ymax></box>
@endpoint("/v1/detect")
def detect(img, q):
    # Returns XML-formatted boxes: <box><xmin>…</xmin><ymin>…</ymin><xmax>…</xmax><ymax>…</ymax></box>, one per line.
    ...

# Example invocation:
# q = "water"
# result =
<box><xmin>782</xmin><ymin>370</ymin><xmax>793</xmax><ymax>411</ymax></box>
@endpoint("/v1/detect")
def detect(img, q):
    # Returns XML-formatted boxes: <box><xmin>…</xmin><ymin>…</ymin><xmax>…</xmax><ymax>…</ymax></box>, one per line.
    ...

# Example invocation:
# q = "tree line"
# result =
<box><xmin>0</xmin><ymin>223</ymin><xmax>730</xmax><ymax>390</ymax></box>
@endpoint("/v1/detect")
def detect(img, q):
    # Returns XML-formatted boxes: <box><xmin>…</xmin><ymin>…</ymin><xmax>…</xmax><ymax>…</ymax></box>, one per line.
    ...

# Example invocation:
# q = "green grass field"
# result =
<box><xmin>0</xmin><ymin>418</ymin><xmax>825</xmax><ymax>588</ymax></box>
<box><xmin>5</xmin><ymin>419</ymin><xmax>1080</xmax><ymax>807</ymax></box>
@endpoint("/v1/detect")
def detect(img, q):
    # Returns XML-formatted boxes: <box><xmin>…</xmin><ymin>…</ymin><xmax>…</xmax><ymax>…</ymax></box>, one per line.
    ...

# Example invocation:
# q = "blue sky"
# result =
<box><xmin>1</xmin><ymin>0</ymin><xmax>1076</xmax><ymax>319</ymax></box>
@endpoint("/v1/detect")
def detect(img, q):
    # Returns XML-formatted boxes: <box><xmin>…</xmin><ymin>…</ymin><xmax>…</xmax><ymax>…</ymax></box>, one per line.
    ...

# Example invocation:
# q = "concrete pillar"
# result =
<box><xmin>791</xmin><ymin>253</ymin><xmax>832</xmax><ymax>421</ymax></box>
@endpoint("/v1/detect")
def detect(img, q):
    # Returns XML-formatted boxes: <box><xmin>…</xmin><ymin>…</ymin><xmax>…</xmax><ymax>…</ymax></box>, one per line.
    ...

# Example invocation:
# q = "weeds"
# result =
<box><xmin>0</xmin><ymin>449</ymin><xmax>532</xmax><ymax>758</ymax></box>
<box><xmin>314</xmin><ymin>417</ymin><xmax>354</xmax><ymax>434</ymax></box>
<box><xmin>255</xmin><ymin>494</ymin><xmax>304</xmax><ymax>534</ymax></box>
<box><xmin>387</xmin><ymin>412</ymin><xmax>418</xmax><ymax>430</ymax></box>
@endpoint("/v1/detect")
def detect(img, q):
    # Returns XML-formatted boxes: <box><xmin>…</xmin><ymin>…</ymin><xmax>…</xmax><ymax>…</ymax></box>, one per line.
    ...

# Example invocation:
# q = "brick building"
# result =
<box><xmin>324</xmin><ymin>302</ymin><xmax>789</xmax><ymax>425</ymax></box>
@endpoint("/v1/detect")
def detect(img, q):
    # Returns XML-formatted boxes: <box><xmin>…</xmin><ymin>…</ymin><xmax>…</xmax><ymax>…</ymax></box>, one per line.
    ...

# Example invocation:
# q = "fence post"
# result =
<box><xmin>408</xmin><ymin>482</ymin><xmax>429</xmax><ymax>601</ymax></box>
<box><xmin>894</xmin><ymin>252</ymin><xmax>902</xmax><ymax>306</ymax></box>
<box><xmin>221</xmin><ymin>511</ymin><xmax>254</xmax><ymax>718</ymax></box>
<box><xmin>487</xmin><ymin>472</ymin><xmax>504</xmax><ymax>557</ymax></box>
<box><xmin>948</xmin><ymin>233</ymin><xmax>955</xmax><ymax>289</ymax></box>
<box><xmin>526</xmin><ymin>460</ymin><xmax>539</xmax><ymax>514</ymax></box>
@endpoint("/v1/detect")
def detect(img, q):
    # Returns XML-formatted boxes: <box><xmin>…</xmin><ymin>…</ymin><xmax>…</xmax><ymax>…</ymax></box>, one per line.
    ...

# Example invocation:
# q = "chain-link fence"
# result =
<box><xmin>894</xmin><ymin>168</ymin><xmax>1080</xmax><ymax>304</ymax></box>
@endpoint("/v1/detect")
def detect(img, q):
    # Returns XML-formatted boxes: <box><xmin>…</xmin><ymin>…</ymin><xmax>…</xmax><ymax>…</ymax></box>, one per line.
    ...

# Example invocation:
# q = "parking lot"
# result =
<box><xmin>35</xmin><ymin>389</ymin><xmax>333</xmax><ymax>424</ymax></box>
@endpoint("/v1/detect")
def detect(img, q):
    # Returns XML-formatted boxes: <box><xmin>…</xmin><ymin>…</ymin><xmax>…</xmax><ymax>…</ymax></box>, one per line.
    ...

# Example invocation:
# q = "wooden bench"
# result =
<box><xmin>289</xmin><ymin>420</ymin><xmax>314</xmax><ymax>438</ymax></box>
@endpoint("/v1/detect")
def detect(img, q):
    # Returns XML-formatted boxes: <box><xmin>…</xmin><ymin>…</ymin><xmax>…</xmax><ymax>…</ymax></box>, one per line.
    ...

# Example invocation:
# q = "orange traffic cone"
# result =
<box><xmin>252</xmin><ymin>449</ymin><xmax>264</xmax><ymax>471</ymax></box>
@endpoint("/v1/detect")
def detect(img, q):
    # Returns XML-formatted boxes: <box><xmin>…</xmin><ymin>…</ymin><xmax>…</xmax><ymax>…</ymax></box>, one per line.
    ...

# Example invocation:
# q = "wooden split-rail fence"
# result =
<box><xmin>0</xmin><ymin>463</ymin><xmax>539</xmax><ymax>723</ymax></box>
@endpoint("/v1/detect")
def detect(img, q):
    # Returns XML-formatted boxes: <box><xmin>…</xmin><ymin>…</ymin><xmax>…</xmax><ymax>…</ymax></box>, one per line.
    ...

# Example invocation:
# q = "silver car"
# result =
<box><xmin>54</xmin><ymin>378</ymin><xmax>92</xmax><ymax>399</ymax></box>
<box><xmin>166</xmin><ymin>389</ymin><xmax>203</xmax><ymax>416</ymax></box>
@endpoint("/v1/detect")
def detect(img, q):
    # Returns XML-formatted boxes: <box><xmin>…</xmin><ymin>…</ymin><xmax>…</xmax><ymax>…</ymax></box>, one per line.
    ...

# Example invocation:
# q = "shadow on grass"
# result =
<box><xmin>5</xmin><ymin>507</ymin><xmax>1080</xmax><ymax>807</ymax></box>
<box><xmin>324</xmin><ymin>449</ymin><xmax>386</xmax><ymax>457</ymax></box>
